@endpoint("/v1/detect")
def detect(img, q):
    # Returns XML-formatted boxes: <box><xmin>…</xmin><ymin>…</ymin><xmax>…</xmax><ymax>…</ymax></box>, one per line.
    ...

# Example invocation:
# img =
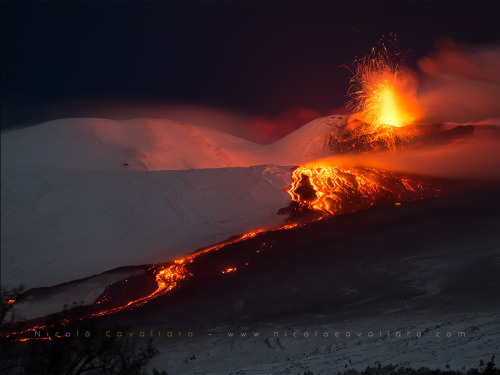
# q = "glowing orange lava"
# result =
<box><xmin>88</xmin><ymin>229</ymin><xmax>272</xmax><ymax>318</ymax></box>
<box><xmin>288</xmin><ymin>166</ymin><xmax>441</xmax><ymax>216</ymax></box>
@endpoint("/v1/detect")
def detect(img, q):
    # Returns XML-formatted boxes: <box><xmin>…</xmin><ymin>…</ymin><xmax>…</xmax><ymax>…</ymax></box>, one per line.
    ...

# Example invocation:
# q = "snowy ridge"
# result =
<box><xmin>1</xmin><ymin>118</ymin><xmax>262</xmax><ymax>171</ymax></box>
<box><xmin>1</xmin><ymin>116</ymin><xmax>347</xmax><ymax>171</ymax></box>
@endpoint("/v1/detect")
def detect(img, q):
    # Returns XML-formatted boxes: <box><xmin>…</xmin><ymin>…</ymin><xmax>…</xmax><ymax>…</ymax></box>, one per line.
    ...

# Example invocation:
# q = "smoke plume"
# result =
<box><xmin>308</xmin><ymin>136</ymin><xmax>500</xmax><ymax>182</ymax></box>
<box><xmin>417</xmin><ymin>39</ymin><xmax>500</xmax><ymax>125</ymax></box>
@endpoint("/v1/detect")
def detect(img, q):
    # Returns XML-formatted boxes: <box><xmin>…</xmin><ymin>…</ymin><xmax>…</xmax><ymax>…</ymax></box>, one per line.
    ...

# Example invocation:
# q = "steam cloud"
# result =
<box><xmin>417</xmin><ymin>39</ymin><xmax>500</xmax><ymax>125</ymax></box>
<box><xmin>309</xmin><ymin>136</ymin><xmax>500</xmax><ymax>182</ymax></box>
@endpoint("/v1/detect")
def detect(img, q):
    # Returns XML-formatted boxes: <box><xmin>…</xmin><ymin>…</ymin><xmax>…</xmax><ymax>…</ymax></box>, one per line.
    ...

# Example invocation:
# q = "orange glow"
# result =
<box><xmin>7</xmin><ymin>299</ymin><xmax>15</xmax><ymax>304</ymax></box>
<box><xmin>222</xmin><ymin>267</ymin><xmax>237</xmax><ymax>274</ymax></box>
<box><xmin>288</xmin><ymin>166</ymin><xmax>441</xmax><ymax>216</ymax></box>
<box><xmin>348</xmin><ymin>38</ymin><xmax>420</xmax><ymax>129</ymax></box>
<box><xmin>280</xmin><ymin>223</ymin><xmax>299</xmax><ymax>230</ymax></box>
<box><xmin>20</xmin><ymin>336</ymin><xmax>52</xmax><ymax>342</ymax></box>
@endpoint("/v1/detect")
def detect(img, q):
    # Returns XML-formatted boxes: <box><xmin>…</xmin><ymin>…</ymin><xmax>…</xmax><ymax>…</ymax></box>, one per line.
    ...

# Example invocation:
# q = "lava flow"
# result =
<box><xmin>288</xmin><ymin>166</ymin><xmax>441</xmax><ymax>216</ymax></box>
<box><xmin>91</xmin><ymin>229</ymin><xmax>269</xmax><ymax>318</ymax></box>
<box><xmin>92</xmin><ymin>262</ymin><xmax>190</xmax><ymax>317</ymax></box>
<box><xmin>4</xmin><ymin>169</ymin><xmax>442</xmax><ymax>342</ymax></box>
<box><xmin>2</xmin><ymin>227</ymin><xmax>289</xmax><ymax>342</ymax></box>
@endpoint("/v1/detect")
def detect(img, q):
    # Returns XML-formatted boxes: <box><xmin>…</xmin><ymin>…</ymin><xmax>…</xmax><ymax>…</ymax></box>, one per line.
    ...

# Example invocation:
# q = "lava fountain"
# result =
<box><xmin>348</xmin><ymin>37</ymin><xmax>420</xmax><ymax>130</ymax></box>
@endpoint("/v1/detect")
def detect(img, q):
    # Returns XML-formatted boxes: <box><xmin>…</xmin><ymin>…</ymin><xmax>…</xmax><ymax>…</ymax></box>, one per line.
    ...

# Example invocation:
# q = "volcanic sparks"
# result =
<box><xmin>348</xmin><ymin>37</ymin><xmax>420</xmax><ymax>129</ymax></box>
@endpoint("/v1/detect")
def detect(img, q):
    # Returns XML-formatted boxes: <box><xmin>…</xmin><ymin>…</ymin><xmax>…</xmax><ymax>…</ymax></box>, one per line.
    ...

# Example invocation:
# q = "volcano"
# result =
<box><xmin>2</xmin><ymin>114</ymin><xmax>500</xmax><ymax>373</ymax></box>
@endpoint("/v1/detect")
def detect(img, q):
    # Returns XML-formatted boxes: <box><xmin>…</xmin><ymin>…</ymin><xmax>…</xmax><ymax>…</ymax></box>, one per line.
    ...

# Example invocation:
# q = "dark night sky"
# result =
<box><xmin>1</xmin><ymin>1</ymin><xmax>500</xmax><ymax>129</ymax></box>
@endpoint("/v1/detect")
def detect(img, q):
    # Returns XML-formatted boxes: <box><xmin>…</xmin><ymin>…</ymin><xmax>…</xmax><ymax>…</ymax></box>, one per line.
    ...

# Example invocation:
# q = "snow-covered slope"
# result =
<box><xmin>1</xmin><ymin>166</ymin><xmax>292</xmax><ymax>289</ymax></box>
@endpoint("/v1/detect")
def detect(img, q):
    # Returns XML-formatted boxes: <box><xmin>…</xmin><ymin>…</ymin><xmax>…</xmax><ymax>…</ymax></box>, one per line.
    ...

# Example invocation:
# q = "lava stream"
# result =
<box><xmin>89</xmin><ymin>229</ymin><xmax>270</xmax><ymax>318</ymax></box>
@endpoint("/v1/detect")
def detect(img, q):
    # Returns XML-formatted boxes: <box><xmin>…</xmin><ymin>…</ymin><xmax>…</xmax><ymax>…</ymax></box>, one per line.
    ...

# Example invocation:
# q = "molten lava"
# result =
<box><xmin>288</xmin><ymin>166</ymin><xmax>441</xmax><ymax>216</ymax></box>
<box><xmin>348</xmin><ymin>38</ymin><xmax>420</xmax><ymax>129</ymax></box>
<box><xmin>79</xmin><ymin>262</ymin><xmax>191</xmax><ymax>319</ymax></box>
